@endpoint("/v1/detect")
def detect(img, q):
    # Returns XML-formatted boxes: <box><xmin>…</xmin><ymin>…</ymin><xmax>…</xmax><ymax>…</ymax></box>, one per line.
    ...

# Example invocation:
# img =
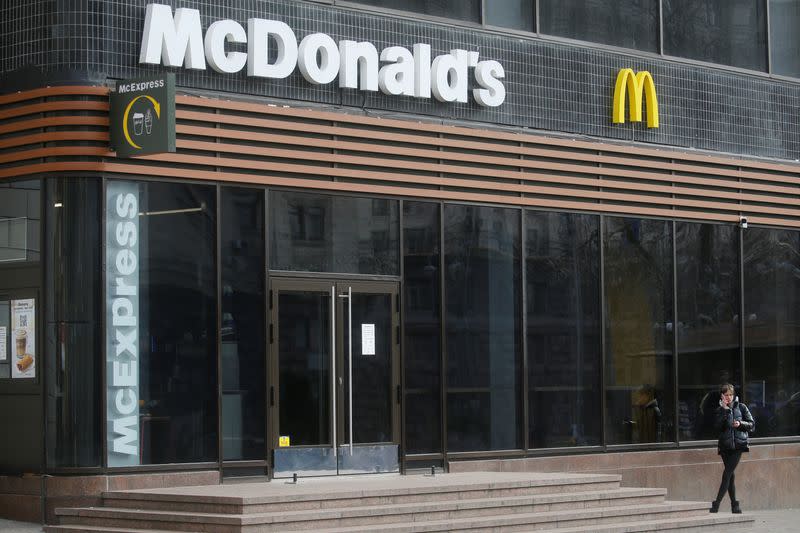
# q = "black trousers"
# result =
<box><xmin>715</xmin><ymin>450</ymin><xmax>742</xmax><ymax>503</ymax></box>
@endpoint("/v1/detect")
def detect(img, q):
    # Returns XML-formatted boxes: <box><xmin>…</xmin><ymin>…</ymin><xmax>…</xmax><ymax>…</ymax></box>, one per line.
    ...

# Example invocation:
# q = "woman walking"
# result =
<box><xmin>710</xmin><ymin>383</ymin><xmax>755</xmax><ymax>514</ymax></box>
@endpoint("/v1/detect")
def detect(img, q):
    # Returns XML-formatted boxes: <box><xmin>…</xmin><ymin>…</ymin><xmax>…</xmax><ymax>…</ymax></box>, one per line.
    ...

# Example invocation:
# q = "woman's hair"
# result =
<box><xmin>720</xmin><ymin>383</ymin><xmax>735</xmax><ymax>395</ymax></box>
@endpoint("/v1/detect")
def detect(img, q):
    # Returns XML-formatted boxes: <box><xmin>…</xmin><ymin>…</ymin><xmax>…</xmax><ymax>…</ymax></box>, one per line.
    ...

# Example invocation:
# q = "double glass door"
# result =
<box><xmin>269</xmin><ymin>279</ymin><xmax>400</xmax><ymax>477</ymax></box>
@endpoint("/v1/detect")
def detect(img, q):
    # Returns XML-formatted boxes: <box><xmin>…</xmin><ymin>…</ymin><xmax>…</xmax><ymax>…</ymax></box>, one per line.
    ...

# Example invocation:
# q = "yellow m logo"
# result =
<box><xmin>612</xmin><ymin>69</ymin><xmax>659</xmax><ymax>128</ymax></box>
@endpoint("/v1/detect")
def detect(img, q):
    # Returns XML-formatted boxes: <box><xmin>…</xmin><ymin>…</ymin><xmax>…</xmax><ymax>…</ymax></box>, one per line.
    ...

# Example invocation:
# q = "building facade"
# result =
<box><xmin>1</xmin><ymin>0</ymin><xmax>799</xmax><ymax>522</ymax></box>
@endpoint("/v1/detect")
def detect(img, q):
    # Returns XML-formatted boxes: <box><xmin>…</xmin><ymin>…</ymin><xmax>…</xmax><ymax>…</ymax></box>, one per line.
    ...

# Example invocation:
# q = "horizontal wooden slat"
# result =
<box><xmin>0</xmin><ymin>86</ymin><xmax>798</xmax><ymax>229</ymax></box>
<box><xmin>176</xmin><ymin>94</ymin><xmax>800</xmax><ymax>176</ymax></box>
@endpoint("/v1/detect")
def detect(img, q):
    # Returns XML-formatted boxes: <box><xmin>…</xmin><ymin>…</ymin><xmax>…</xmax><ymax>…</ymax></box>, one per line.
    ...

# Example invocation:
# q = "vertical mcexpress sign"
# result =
<box><xmin>106</xmin><ymin>181</ymin><xmax>140</xmax><ymax>467</ymax></box>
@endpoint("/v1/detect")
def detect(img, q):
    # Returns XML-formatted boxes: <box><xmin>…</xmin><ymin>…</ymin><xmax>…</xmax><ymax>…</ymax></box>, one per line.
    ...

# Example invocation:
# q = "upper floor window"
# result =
<box><xmin>663</xmin><ymin>0</ymin><xmax>767</xmax><ymax>71</ymax></box>
<box><xmin>351</xmin><ymin>0</ymin><xmax>480</xmax><ymax>22</ymax></box>
<box><xmin>538</xmin><ymin>0</ymin><xmax>659</xmax><ymax>53</ymax></box>
<box><xmin>770</xmin><ymin>0</ymin><xmax>800</xmax><ymax>77</ymax></box>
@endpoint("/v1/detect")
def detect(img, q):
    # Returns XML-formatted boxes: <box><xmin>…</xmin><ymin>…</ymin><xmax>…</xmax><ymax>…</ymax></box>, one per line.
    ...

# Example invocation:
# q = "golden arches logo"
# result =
<box><xmin>122</xmin><ymin>95</ymin><xmax>162</xmax><ymax>150</ymax></box>
<box><xmin>612</xmin><ymin>69</ymin><xmax>659</xmax><ymax>128</ymax></box>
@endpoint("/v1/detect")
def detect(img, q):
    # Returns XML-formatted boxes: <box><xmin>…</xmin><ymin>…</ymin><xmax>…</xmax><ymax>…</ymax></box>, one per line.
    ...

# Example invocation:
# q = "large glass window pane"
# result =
<box><xmin>46</xmin><ymin>178</ymin><xmax>102</xmax><ymax>467</ymax></box>
<box><xmin>0</xmin><ymin>179</ymin><xmax>40</xmax><ymax>263</ymax></box>
<box><xmin>676</xmin><ymin>222</ymin><xmax>740</xmax><ymax>441</ymax></box>
<box><xmin>403</xmin><ymin>201</ymin><xmax>441</xmax><ymax>454</ymax></box>
<box><xmin>539</xmin><ymin>0</ymin><xmax>659</xmax><ymax>53</ymax></box>
<box><xmin>770</xmin><ymin>0</ymin><xmax>800</xmax><ymax>77</ymax></box>
<box><xmin>604</xmin><ymin>217</ymin><xmax>674</xmax><ymax>445</ymax></box>
<box><xmin>349</xmin><ymin>1</ymin><xmax>480</xmax><ymax>22</ymax></box>
<box><xmin>270</xmin><ymin>191</ymin><xmax>399</xmax><ymax>275</ymax></box>
<box><xmin>485</xmin><ymin>0</ymin><xmax>534</xmax><ymax>32</ymax></box>
<box><xmin>445</xmin><ymin>205</ymin><xmax>521</xmax><ymax>452</ymax></box>
<box><xmin>105</xmin><ymin>181</ymin><xmax>217</xmax><ymax>466</ymax></box>
<box><xmin>526</xmin><ymin>211</ymin><xmax>601</xmax><ymax>448</ymax></box>
<box><xmin>744</xmin><ymin>228</ymin><xmax>800</xmax><ymax>437</ymax></box>
<box><xmin>221</xmin><ymin>187</ymin><xmax>265</xmax><ymax>461</ymax></box>
<box><xmin>664</xmin><ymin>0</ymin><xmax>767</xmax><ymax>71</ymax></box>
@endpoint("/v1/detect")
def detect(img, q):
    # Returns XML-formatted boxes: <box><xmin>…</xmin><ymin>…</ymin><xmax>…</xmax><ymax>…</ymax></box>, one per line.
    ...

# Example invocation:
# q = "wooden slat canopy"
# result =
<box><xmin>1</xmin><ymin>85</ymin><xmax>799</xmax><ymax>227</ymax></box>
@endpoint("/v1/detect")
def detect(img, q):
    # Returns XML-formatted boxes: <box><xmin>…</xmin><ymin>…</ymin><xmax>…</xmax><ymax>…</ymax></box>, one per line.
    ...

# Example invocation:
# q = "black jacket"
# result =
<box><xmin>716</xmin><ymin>397</ymin><xmax>755</xmax><ymax>453</ymax></box>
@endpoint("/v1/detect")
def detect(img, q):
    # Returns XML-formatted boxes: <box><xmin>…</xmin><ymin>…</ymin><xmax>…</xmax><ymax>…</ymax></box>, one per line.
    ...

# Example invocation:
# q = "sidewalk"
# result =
<box><xmin>0</xmin><ymin>508</ymin><xmax>797</xmax><ymax>532</ymax></box>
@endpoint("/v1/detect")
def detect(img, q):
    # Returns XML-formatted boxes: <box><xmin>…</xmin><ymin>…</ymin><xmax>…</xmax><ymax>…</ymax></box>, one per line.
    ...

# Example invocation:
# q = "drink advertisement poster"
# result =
<box><xmin>11</xmin><ymin>299</ymin><xmax>35</xmax><ymax>379</ymax></box>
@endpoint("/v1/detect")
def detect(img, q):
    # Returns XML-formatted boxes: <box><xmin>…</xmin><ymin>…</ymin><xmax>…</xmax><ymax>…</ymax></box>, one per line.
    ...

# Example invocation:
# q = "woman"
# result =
<box><xmin>710</xmin><ymin>383</ymin><xmax>755</xmax><ymax>514</ymax></box>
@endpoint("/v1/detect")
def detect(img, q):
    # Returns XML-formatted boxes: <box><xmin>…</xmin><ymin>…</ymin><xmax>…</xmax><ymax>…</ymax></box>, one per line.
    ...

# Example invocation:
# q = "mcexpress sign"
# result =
<box><xmin>139</xmin><ymin>3</ymin><xmax>506</xmax><ymax>107</ymax></box>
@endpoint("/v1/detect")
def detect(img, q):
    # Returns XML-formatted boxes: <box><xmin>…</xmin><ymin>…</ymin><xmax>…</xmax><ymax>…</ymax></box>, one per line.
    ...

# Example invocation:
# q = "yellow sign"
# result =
<box><xmin>612</xmin><ymin>69</ymin><xmax>659</xmax><ymax>128</ymax></box>
<box><xmin>279</xmin><ymin>436</ymin><xmax>290</xmax><ymax>447</ymax></box>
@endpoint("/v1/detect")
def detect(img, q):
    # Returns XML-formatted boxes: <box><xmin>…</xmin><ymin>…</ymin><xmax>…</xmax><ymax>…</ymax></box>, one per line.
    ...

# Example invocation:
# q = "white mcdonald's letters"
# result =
<box><xmin>139</xmin><ymin>3</ymin><xmax>506</xmax><ymax>107</ymax></box>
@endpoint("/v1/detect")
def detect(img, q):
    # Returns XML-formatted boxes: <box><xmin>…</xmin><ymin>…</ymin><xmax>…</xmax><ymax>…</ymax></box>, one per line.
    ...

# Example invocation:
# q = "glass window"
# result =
<box><xmin>270</xmin><ymin>191</ymin><xmax>399</xmax><ymax>275</ymax></box>
<box><xmin>221</xmin><ymin>187</ymin><xmax>265</xmax><ymax>461</ymax></box>
<box><xmin>770</xmin><ymin>0</ymin><xmax>800</xmax><ymax>77</ymax></box>
<box><xmin>664</xmin><ymin>0</ymin><xmax>767</xmax><ymax>71</ymax></box>
<box><xmin>485</xmin><ymin>0</ymin><xmax>534</xmax><ymax>32</ymax></box>
<box><xmin>403</xmin><ymin>201</ymin><xmax>441</xmax><ymax>454</ymax></box>
<box><xmin>105</xmin><ymin>180</ymin><xmax>217</xmax><ymax>466</ymax></box>
<box><xmin>349</xmin><ymin>0</ymin><xmax>480</xmax><ymax>22</ymax></box>
<box><xmin>526</xmin><ymin>211</ymin><xmax>601</xmax><ymax>448</ymax></box>
<box><xmin>539</xmin><ymin>0</ymin><xmax>659</xmax><ymax>53</ymax></box>
<box><xmin>46</xmin><ymin>178</ymin><xmax>103</xmax><ymax>467</ymax></box>
<box><xmin>744</xmin><ymin>228</ymin><xmax>800</xmax><ymax>438</ymax></box>
<box><xmin>604</xmin><ymin>217</ymin><xmax>674</xmax><ymax>445</ymax></box>
<box><xmin>0</xmin><ymin>179</ymin><xmax>40</xmax><ymax>263</ymax></box>
<box><xmin>445</xmin><ymin>205</ymin><xmax>521</xmax><ymax>452</ymax></box>
<box><xmin>676</xmin><ymin>222</ymin><xmax>740</xmax><ymax>441</ymax></box>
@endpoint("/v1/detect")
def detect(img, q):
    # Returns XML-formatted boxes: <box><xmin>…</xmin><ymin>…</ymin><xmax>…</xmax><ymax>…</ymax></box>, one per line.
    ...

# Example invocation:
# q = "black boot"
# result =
<box><xmin>710</xmin><ymin>500</ymin><xmax>720</xmax><ymax>513</ymax></box>
<box><xmin>731</xmin><ymin>501</ymin><xmax>742</xmax><ymax>514</ymax></box>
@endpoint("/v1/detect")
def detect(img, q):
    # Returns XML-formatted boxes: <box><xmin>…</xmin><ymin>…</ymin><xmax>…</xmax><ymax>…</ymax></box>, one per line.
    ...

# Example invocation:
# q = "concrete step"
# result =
<box><xmin>44</xmin><ymin>513</ymin><xmax>754</xmax><ymax>533</ymax></box>
<box><xmin>310</xmin><ymin>504</ymin><xmax>754</xmax><ymax>533</ymax></box>
<box><xmin>55</xmin><ymin>487</ymin><xmax>668</xmax><ymax>532</ymax></box>
<box><xmin>530</xmin><ymin>514</ymin><xmax>754</xmax><ymax>533</ymax></box>
<box><xmin>55</xmin><ymin>500</ymin><xmax>712</xmax><ymax>533</ymax></box>
<box><xmin>100</xmin><ymin>473</ymin><xmax>623</xmax><ymax>515</ymax></box>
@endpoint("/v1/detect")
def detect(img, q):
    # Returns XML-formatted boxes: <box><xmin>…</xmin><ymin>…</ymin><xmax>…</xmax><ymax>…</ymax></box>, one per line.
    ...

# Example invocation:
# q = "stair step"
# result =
<box><xmin>57</xmin><ymin>487</ymin><xmax>666</xmax><ymax>529</ymax></box>
<box><xmin>55</xmin><ymin>500</ymin><xmax>710</xmax><ymax>532</ymax></box>
<box><xmin>101</xmin><ymin>473</ymin><xmax>623</xmax><ymax>514</ymax></box>
<box><xmin>533</xmin><ymin>514</ymin><xmax>754</xmax><ymax>533</ymax></box>
<box><xmin>304</xmin><ymin>501</ymin><xmax>715</xmax><ymax>533</ymax></box>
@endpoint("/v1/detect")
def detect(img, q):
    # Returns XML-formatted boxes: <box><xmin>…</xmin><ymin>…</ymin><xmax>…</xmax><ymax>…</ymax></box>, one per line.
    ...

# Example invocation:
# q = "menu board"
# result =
<box><xmin>11</xmin><ymin>299</ymin><xmax>35</xmax><ymax>379</ymax></box>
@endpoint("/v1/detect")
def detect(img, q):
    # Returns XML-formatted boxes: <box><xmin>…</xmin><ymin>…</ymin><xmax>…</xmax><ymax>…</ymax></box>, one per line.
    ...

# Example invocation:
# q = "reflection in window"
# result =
<box><xmin>46</xmin><ymin>179</ymin><xmax>102</xmax><ymax>467</ymax></box>
<box><xmin>526</xmin><ymin>211</ymin><xmax>601</xmax><ymax>448</ymax></box>
<box><xmin>664</xmin><ymin>0</ymin><xmax>767</xmax><ymax>71</ymax></box>
<box><xmin>348</xmin><ymin>0</ymin><xmax>480</xmax><ymax>22</ymax></box>
<box><xmin>0</xmin><ymin>179</ymin><xmax>41</xmax><ymax>262</ymax></box>
<box><xmin>676</xmin><ymin>222</ymin><xmax>740</xmax><ymax>441</ymax></box>
<box><xmin>604</xmin><ymin>217</ymin><xmax>674</xmax><ymax>445</ymax></box>
<box><xmin>485</xmin><ymin>0</ymin><xmax>534</xmax><ymax>32</ymax></box>
<box><xmin>539</xmin><ymin>0</ymin><xmax>659</xmax><ymax>52</ymax></box>
<box><xmin>403</xmin><ymin>202</ymin><xmax>441</xmax><ymax>454</ymax></box>
<box><xmin>744</xmin><ymin>228</ymin><xmax>800</xmax><ymax>438</ymax></box>
<box><xmin>221</xmin><ymin>187</ymin><xmax>265</xmax><ymax>461</ymax></box>
<box><xmin>445</xmin><ymin>205</ymin><xmax>521</xmax><ymax>452</ymax></box>
<box><xmin>271</xmin><ymin>192</ymin><xmax>399</xmax><ymax>275</ymax></box>
<box><xmin>770</xmin><ymin>0</ymin><xmax>800</xmax><ymax>77</ymax></box>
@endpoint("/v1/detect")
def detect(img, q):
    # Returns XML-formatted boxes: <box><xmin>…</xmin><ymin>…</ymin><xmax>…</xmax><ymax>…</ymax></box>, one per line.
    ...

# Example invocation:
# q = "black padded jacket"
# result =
<box><xmin>716</xmin><ymin>397</ymin><xmax>755</xmax><ymax>453</ymax></box>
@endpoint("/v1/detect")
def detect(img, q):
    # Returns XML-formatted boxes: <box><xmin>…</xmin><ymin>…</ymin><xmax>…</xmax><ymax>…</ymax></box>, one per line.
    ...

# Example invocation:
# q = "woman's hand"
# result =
<box><xmin>733</xmin><ymin>420</ymin><xmax>741</xmax><ymax>428</ymax></box>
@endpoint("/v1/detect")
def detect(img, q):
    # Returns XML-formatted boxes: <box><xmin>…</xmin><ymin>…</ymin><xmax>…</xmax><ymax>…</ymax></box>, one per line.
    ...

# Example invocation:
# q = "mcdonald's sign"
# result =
<box><xmin>612</xmin><ymin>68</ymin><xmax>659</xmax><ymax>128</ymax></box>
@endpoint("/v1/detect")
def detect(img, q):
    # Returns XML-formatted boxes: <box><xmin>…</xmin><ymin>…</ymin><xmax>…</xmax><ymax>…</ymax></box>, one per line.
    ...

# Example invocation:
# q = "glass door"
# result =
<box><xmin>269</xmin><ymin>279</ymin><xmax>399</xmax><ymax>477</ymax></box>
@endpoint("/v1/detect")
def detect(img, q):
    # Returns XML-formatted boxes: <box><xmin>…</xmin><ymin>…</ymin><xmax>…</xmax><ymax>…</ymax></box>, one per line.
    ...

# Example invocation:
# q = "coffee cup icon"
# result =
<box><xmin>145</xmin><ymin>108</ymin><xmax>153</xmax><ymax>134</ymax></box>
<box><xmin>133</xmin><ymin>112</ymin><xmax>144</xmax><ymax>136</ymax></box>
<box><xmin>15</xmin><ymin>329</ymin><xmax>27</xmax><ymax>359</ymax></box>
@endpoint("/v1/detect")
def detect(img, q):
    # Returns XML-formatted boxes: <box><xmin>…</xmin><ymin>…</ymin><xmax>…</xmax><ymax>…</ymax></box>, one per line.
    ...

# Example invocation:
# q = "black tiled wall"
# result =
<box><xmin>2</xmin><ymin>0</ymin><xmax>799</xmax><ymax>162</ymax></box>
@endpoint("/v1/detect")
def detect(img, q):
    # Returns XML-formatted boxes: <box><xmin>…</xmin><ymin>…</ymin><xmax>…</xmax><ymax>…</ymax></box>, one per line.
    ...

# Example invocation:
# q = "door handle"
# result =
<box><xmin>270</xmin><ymin>386</ymin><xmax>274</xmax><ymax>407</ymax></box>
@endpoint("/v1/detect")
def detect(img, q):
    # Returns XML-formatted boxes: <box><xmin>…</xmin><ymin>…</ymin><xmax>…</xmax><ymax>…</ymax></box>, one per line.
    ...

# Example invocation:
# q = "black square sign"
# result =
<box><xmin>111</xmin><ymin>74</ymin><xmax>176</xmax><ymax>158</ymax></box>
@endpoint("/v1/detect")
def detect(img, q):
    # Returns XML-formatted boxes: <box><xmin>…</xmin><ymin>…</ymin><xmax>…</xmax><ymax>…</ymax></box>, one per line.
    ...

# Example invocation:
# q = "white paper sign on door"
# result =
<box><xmin>361</xmin><ymin>323</ymin><xmax>375</xmax><ymax>355</ymax></box>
